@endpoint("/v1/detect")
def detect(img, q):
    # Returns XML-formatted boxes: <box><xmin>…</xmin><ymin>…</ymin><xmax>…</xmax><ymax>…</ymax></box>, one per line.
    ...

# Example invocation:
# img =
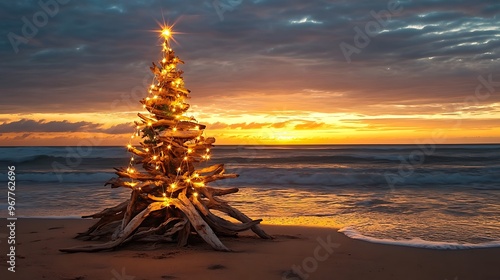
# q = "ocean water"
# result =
<box><xmin>0</xmin><ymin>144</ymin><xmax>499</xmax><ymax>249</ymax></box>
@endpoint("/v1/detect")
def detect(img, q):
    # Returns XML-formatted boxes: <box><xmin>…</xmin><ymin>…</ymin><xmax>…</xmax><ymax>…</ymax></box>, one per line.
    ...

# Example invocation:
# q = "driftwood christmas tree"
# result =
<box><xmin>61</xmin><ymin>27</ymin><xmax>270</xmax><ymax>253</ymax></box>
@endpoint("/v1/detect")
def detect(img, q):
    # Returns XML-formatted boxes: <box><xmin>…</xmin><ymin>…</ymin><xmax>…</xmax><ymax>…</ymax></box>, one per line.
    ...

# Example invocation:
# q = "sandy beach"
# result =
<box><xmin>0</xmin><ymin>218</ymin><xmax>498</xmax><ymax>280</ymax></box>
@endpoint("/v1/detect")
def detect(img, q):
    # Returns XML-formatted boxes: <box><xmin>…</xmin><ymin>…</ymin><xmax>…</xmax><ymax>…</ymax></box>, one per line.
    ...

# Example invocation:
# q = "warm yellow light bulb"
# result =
<box><xmin>167</xmin><ymin>145</ymin><xmax>172</xmax><ymax>149</ymax></box>
<box><xmin>183</xmin><ymin>156</ymin><xmax>188</xmax><ymax>161</ymax></box>
<box><xmin>173</xmin><ymin>127</ymin><xmax>177</xmax><ymax>131</ymax></box>
<box><xmin>127</xmin><ymin>144</ymin><xmax>132</xmax><ymax>148</ymax></box>
<box><xmin>145</xmin><ymin>148</ymin><xmax>150</xmax><ymax>152</ymax></box>
<box><xmin>162</xmin><ymin>58</ymin><xmax>166</xmax><ymax>63</ymax></box>
<box><xmin>187</xmin><ymin>148</ymin><xmax>192</xmax><ymax>154</ymax></box>
<box><xmin>153</xmin><ymin>155</ymin><xmax>158</xmax><ymax>160</ymax></box>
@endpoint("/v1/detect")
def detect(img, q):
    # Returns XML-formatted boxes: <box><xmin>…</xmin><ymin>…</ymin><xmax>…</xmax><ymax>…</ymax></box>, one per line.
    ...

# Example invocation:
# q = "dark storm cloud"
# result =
<box><xmin>0</xmin><ymin>119</ymin><xmax>131</xmax><ymax>134</ymax></box>
<box><xmin>0</xmin><ymin>119</ymin><xmax>100</xmax><ymax>132</ymax></box>
<box><xmin>100</xmin><ymin>123</ymin><xmax>135</xmax><ymax>134</ymax></box>
<box><xmin>0</xmin><ymin>0</ymin><xmax>499</xmax><ymax>114</ymax></box>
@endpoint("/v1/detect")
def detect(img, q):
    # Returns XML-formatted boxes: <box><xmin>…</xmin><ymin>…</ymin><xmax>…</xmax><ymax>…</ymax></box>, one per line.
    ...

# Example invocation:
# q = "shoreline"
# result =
<box><xmin>1</xmin><ymin>218</ymin><xmax>499</xmax><ymax>279</ymax></box>
<box><xmin>6</xmin><ymin>216</ymin><xmax>500</xmax><ymax>250</ymax></box>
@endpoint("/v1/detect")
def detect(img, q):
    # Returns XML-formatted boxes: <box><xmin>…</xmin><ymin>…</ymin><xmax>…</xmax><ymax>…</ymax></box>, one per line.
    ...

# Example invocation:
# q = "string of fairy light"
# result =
<box><xmin>122</xmin><ymin>26</ymin><xmax>212</xmax><ymax>202</ymax></box>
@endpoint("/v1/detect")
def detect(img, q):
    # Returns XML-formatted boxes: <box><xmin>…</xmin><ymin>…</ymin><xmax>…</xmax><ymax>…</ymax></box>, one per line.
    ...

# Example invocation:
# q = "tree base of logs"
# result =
<box><xmin>59</xmin><ymin>164</ymin><xmax>271</xmax><ymax>253</ymax></box>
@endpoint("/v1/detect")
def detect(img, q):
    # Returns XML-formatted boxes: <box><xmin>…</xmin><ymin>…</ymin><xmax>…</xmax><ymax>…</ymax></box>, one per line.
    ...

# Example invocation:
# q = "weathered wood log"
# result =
<box><xmin>177</xmin><ymin>218</ymin><xmax>191</xmax><ymax>247</ymax></box>
<box><xmin>204</xmin><ymin>173</ymin><xmax>239</xmax><ymax>183</ymax></box>
<box><xmin>204</xmin><ymin>195</ymin><xmax>272</xmax><ymax>240</ymax></box>
<box><xmin>174</xmin><ymin>192</ymin><xmax>230</xmax><ymax>251</ymax></box>
<box><xmin>114</xmin><ymin>168</ymin><xmax>173</xmax><ymax>183</ymax></box>
<box><xmin>124</xmin><ymin>217</ymin><xmax>184</xmax><ymax>243</ymax></box>
<box><xmin>86</xmin><ymin>220</ymin><xmax>122</xmax><ymax>240</ymax></box>
<box><xmin>82</xmin><ymin>200</ymin><xmax>128</xmax><ymax>219</ymax></box>
<box><xmin>126</xmin><ymin>146</ymin><xmax>148</xmax><ymax>158</ymax></box>
<box><xmin>205</xmin><ymin>186</ymin><xmax>239</xmax><ymax>196</ymax></box>
<box><xmin>159</xmin><ymin>130</ymin><xmax>202</xmax><ymax>139</ymax></box>
<box><xmin>121</xmin><ymin>189</ymin><xmax>139</xmax><ymax>234</ymax></box>
<box><xmin>191</xmin><ymin>195</ymin><xmax>262</xmax><ymax>236</ymax></box>
<box><xmin>77</xmin><ymin>217</ymin><xmax>123</xmax><ymax>240</ymax></box>
<box><xmin>195</xmin><ymin>164</ymin><xmax>224</xmax><ymax>175</ymax></box>
<box><xmin>60</xmin><ymin>201</ymin><xmax>169</xmax><ymax>253</ymax></box>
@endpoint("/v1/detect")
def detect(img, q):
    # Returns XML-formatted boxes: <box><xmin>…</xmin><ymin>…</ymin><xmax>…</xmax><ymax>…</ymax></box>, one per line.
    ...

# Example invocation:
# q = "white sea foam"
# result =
<box><xmin>338</xmin><ymin>226</ymin><xmax>500</xmax><ymax>249</ymax></box>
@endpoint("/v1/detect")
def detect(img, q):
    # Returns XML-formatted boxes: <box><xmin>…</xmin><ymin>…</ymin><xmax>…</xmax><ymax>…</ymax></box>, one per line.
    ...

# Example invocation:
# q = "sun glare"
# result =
<box><xmin>161</xmin><ymin>28</ymin><xmax>171</xmax><ymax>38</ymax></box>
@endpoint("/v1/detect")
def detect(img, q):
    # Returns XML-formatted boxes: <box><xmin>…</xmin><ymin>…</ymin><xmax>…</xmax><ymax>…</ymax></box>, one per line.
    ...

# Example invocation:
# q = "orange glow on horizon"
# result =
<box><xmin>0</xmin><ymin>109</ymin><xmax>499</xmax><ymax>146</ymax></box>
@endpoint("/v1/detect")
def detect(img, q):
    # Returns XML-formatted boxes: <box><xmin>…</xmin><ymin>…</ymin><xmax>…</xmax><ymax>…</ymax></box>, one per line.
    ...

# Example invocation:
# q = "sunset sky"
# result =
<box><xmin>1</xmin><ymin>0</ymin><xmax>499</xmax><ymax>145</ymax></box>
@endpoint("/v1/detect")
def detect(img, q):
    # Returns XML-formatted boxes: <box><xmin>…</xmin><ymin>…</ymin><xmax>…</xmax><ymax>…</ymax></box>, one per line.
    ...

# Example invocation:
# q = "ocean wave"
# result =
<box><xmin>223</xmin><ymin>168</ymin><xmax>500</xmax><ymax>188</ymax></box>
<box><xmin>214</xmin><ymin>153</ymin><xmax>500</xmax><ymax>166</ymax></box>
<box><xmin>0</xmin><ymin>154</ymin><xmax>129</xmax><ymax>165</ymax></box>
<box><xmin>0</xmin><ymin>147</ymin><xmax>129</xmax><ymax>163</ymax></box>
<box><xmin>214</xmin><ymin>155</ymin><xmax>402</xmax><ymax>164</ymax></box>
<box><xmin>0</xmin><ymin>172</ymin><xmax>115</xmax><ymax>183</ymax></box>
<box><xmin>338</xmin><ymin>227</ymin><xmax>500</xmax><ymax>249</ymax></box>
<box><xmin>1</xmin><ymin>167</ymin><xmax>498</xmax><ymax>188</ymax></box>
<box><xmin>2</xmin><ymin>146</ymin><xmax>499</xmax><ymax>168</ymax></box>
